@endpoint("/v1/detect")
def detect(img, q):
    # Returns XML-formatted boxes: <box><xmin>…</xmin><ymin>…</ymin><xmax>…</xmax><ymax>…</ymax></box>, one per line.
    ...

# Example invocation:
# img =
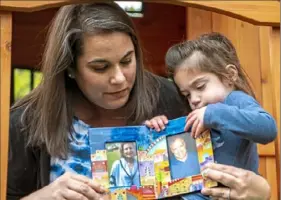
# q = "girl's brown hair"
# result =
<box><xmin>12</xmin><ymin>3</ymin><xmax>159</xmax><ymax>158</ymax></box>
<box><xmin>165</xmin><ymin>32</ymin><xmax>255</xmax><ymax>98</ymax></box>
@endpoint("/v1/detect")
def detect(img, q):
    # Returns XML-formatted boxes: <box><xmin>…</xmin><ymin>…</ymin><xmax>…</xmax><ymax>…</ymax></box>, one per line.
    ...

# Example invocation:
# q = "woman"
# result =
<box><xmin>7</xmin><ymin>2</ymin><xmax>271</xmax><ymax>200</ymax></box>
<box><xmin>109</xmin><ymin>143</ymin><xmax>140</xmax><ymax>187</ymax></box>
<box><xmin>8</xmin><ymin>3</ymin><xmax>185</xmax><ymax>200</ymax></box>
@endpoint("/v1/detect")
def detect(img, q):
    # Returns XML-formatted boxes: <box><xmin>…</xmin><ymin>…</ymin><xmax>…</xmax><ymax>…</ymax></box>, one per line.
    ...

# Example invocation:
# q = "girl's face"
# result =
<box><xmin>174</xmin><ymin>67</ymin><xmax>233</xmax><ymax>110</ymax></box>
<box><xmin>75</xmin><ymin>32</ymin><xmax>137</xmax><ymax>110</ymax></box>
<box><xmin>122</xmin><ymin>143</ymin><xmax>135</xmax><ymax>159</ymax></box>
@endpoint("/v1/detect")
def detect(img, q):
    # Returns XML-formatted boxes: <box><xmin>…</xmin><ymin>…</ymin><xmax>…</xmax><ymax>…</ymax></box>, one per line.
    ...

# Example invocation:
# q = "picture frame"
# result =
<box><xmin>89</xmin><ymin>117</ymin><xmax>217</xmax><ymax>199</ymax></box>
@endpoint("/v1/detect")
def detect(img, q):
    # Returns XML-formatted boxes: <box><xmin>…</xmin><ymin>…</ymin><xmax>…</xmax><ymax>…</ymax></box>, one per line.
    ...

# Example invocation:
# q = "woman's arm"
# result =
<box><xmin>201</xmin><ymin>163</ymin><xmax>271</xmax><ymax>200</ymax></box>
<box><xmin>7</xmin><ymin>109</ymin><xmax>38</xmax><ymax>199</ymax></box>
<box><xmin>8</xmin><ymin>109</ymin><xmax>107</xmax><ymax>200</ymax></box>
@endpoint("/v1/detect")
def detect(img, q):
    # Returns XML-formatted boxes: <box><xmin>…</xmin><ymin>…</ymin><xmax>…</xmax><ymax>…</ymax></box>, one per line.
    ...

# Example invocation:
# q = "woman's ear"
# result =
<box><xmin>67</xmin><ymin>68</ymin><xmax>75</xmax><ymax>79</ymax></box>
<box><xmin>225</xmin><ymin>64</ymin><xmax>238</xmax><ymax>82</ymax></box>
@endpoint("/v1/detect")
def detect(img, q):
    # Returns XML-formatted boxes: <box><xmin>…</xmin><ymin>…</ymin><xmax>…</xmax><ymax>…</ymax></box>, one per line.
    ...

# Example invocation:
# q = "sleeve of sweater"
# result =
<box><xmin>204</xmin><ymin>91</ymin><xmax>277</xmax><ymax>144</ymax></box>
<box><xmin>7</xmin><ymin>108</ymin><xmax>39</xmax><ymax>200</ymax></box>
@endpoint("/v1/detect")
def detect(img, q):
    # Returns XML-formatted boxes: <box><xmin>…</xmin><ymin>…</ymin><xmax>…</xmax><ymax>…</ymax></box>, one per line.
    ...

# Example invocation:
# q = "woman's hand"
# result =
<box><xmin>22</xmin><ymin>172</ymin><xmax>108</xmax><ymax>200</ymax></box>
<box><xmin>201</xmin><ymin>163</ymin><xmax>271</xmax><ymax>200</ymax></box>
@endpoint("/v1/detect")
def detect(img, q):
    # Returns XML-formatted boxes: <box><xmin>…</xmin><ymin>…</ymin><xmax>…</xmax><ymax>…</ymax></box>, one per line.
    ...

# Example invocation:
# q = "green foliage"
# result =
<box><xmin>34</xmin><ymin>71</ymin><xmax>42</xmax><ymax>88</ymax></box>
<box><xmin>14</xmin><ymin>69</ymin><xmax>42</xmax><ymax>102</ymax></box>
<box><xmin>107</xmin><ymin>150</ymin><xmax>121</xmax><ymax>173</ymax></box>
<box><xmin>14</xmin><ymin>69</ymin><xmax>31</xmax><ymax>101</ymax></box>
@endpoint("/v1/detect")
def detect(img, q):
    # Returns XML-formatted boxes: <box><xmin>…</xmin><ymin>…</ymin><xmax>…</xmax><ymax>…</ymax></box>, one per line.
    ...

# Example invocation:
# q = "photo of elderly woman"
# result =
<box><xmin>106</xmin><ymin>142</ymin><xmax>140</xmax><ymax>188</ymax></box>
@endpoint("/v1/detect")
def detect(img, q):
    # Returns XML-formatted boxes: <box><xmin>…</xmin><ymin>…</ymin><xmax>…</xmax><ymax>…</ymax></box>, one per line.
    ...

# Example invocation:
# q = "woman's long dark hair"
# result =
<box><xmin>12</xmin><ymin>3</ymin><xmax>159</xmax><ymax>158</ymax></box>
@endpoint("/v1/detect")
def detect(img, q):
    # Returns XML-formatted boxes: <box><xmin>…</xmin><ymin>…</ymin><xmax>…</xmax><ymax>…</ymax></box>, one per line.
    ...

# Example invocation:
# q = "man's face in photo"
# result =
<box><xmin>170</xmin><ymin>137</ymin><xmax>187</xmax><ymax>161</ymax></box>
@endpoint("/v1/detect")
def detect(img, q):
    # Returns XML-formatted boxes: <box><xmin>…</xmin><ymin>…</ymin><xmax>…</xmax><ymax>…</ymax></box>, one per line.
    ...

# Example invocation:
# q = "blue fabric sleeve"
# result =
<box><xmin>204</xmin><ymin>91</ymin><xmax>277</xmax><ymax>144</ymax></box>
<box><xmin>109</xmin><ymin>161</ymin><xmax>119</xmax><ymax>187</ymax></box>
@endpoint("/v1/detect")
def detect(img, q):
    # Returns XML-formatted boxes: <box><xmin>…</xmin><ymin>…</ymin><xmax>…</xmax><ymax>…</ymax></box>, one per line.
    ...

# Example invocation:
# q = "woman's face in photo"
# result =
<box><xmin>122</xmin><ymin>143</ymin><xmax>136</xmax><ymax>159</ymax></box>
<box><xmin>75</xmin><ymin>32</ymin><xmax>137</xmax><ymax>110</ymax></box>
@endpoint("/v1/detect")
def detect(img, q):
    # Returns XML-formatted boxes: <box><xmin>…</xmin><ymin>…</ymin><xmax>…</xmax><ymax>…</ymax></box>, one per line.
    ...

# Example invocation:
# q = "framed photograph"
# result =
<box><xmin>89</xmin><ymin>117</ymin><xmax>217</xmax><ymax>199</ymax></box>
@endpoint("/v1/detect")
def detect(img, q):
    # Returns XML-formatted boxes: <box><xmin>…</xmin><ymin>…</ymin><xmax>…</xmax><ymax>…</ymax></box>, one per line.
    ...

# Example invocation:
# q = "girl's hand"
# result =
<box><xmin>201</xmin><ymin>163</ymin><xmax>271</xmax><ymax>200</ymax></box>
<box><xmin>144</xmin><ymin>115</ymin><xmax>168</xmax><ymax>132</ymax></box>
<box><xmin>23</xmin><ymin>172</ymin><xmax>107</xmax><ymax>200</ymax></box>
<box><xmin>184</xmin><ymin>106</ymin><xmax>207</xmax><ymax>138</ymax></box>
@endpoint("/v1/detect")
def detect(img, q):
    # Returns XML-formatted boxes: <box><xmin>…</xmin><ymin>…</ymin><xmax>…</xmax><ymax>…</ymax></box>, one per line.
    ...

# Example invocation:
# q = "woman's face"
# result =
<box><xmin>122</xmin><ymin>143</ymin><xmax>136</xmax><ymax>159</ymax></box>
<box><xmin>75</xmin><ymin>32</ymin><xmax>137</xmax><ymax>110</ymax></box>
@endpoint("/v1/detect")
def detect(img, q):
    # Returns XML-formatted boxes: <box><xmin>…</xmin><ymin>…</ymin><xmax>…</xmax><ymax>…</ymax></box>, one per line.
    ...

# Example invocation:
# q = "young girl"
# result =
<box><xmin>145</xmin><ymin>32</ymin><xmax>277</xmax><ymax>200</ymax></box>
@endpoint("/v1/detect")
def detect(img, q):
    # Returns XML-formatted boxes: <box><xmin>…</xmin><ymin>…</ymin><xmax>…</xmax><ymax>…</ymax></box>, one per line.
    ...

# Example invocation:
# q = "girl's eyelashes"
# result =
<box><xmin>196</xmin><ymin>83</ymin><xmax>206</xmax><ymax>90</ymax></box>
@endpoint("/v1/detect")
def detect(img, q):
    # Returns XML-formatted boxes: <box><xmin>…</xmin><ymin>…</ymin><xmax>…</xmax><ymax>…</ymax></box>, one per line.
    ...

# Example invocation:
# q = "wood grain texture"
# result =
<box><xmin>181</xmin><ymin>1</ymin><xmax>280</xmax><ymax>26</ymax></box>
<box><xmin>0</xmin><ymin>0</ymin><xmax>279</xmax><ymax>26</ymax></box>
<box><xmin>0</xmin><ymin>11</ymin><xmax>12</xmax><ymax>200</ymax></box>
<box><xmin>11</xmin><ymin>3</ymin><xmax>186</xmax><ymax>76</ymax></box>
<box><xmin>270</xmin><ymin>28</ymin><xmax>280</xmax><ymax>200</ymax></box>
<box><xmin>186</xmin><ymin>7</ymin><xmax>212</xmax><ymax>40</ymax></box>
<box><xmin>265</xmin><ymin>157</ymin><xmax>278</xmax><ymax>200</ymax></box>
<box><xmin>258</xmin><ymin>26</ymin><xmax>276</xmax><ymax>157</ymax></box>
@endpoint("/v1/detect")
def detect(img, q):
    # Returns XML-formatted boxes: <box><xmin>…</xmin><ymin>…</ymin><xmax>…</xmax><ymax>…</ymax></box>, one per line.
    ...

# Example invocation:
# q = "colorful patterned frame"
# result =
<box><xmin>89</xmin><ymin>117</ymin><xmax>217</xmax><ymax>199</ymax></box>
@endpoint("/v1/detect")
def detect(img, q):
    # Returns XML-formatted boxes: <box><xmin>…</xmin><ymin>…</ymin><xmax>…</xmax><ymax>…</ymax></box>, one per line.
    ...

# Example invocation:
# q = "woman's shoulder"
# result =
<box><xmin>10</xmin><ymin>107</ymin><xmax>24</xmax><ymax>131</ymax></box>
<box><xmin>111</xmin><ymin>158</ymin><xmax>122</xmax><ymax>169</ymax></box>
<box><xmin>150</xmin><ymin>74</ymin><xmax>189</xmax><ymax>118</ymax></box>
<box><xmin>9</xmin><ymin>106</ymin><xmax>30</xmax><ymax>146</ymax></box>
<box><xmin>10</xmin><ymin>106</ymin><xmax>25</xmax><ymax>122</ymax></box>
<box><xmin>150</xmin><ymin>74</ymin><xmax>176</xmax><ymax>92</ymax></box>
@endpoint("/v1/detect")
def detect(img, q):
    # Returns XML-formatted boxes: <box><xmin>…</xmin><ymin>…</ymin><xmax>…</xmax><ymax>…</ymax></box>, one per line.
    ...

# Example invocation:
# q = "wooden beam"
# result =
<box><xmin>270</xmin><ymin>27</ymin><xmax>280</xmax><ymax>200</ymax></box>
<box><xmin>0</xmin><ymin>0</ymin><xmax>92</xmax><ymax>12</ymax></box>
<box><xmin>0</xmin><ymin>11</ymin><xmax>12</xmax><ymax>200</ymax></box>
<box><xmin>0</xmin><ymin>0</ymin><xmax>279</xmax><ymax>26</ymax></box>
<box><xmin>257</xmin><ymin>26</ymin><xmax>277</xmax><ymax>158</ymax></box>
<box><xmin>180</xmin><ymin>1</ymin><xmax>280</xmax><ymax>27</ymax></box>
<box><xmin>186</xmin><ymin>7</ymin><xmax>212</xmax><ymax>40</ymax></box>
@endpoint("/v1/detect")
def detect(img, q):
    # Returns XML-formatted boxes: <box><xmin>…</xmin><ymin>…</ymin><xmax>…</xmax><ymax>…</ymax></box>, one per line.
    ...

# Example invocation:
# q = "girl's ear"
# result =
<box><xmin>225</xmin><ymin>64</ymin><xmax>238</xmax><ymax>82</ymax></box>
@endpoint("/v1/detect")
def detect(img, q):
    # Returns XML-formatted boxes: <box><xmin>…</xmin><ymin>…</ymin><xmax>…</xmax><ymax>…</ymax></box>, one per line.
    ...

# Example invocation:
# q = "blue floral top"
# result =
<box><xmin>50</xmin><ymin>118</ymin><xmax>92</xmax><ymax>182</ymax></box>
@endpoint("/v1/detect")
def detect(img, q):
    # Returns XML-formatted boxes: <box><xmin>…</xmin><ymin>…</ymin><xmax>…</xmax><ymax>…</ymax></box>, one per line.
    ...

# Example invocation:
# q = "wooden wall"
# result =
<box><xmin>10</xmin><ymin>3</ymin><xmax>280</xmax><ymax>199</ymax></box>
<box><xmin>187</xmin><ymin>7</ymin><xmax>280</xmax><ymax>200</ymax></box>
<box><xmin>0</xmin><ymin>11</ymin><xmax>12</xmax><ymax>200</ymax></box>
<box><xmin>12</xmin><ymin>3</ymin><xmax>186</xmax><ymax>76</ymax></box>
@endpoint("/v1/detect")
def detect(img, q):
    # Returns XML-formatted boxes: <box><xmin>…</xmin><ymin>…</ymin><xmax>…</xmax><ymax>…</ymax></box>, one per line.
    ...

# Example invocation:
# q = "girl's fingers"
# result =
<box><xmin>191</xmin><ymin>119</ymin><xmax>199</xmax><ymax>138</ymax></box>
<box><xmin>151</xmin><ymin>118</ymin><xmax>161</xmax><ymax>132</ymax></box>
<box><xmin>160</xmin><ymin>115</ymin><xmax>169</xmax><ymax>124</ymax></box>
<box><xmin>187</xmin><ymin>110</ymin><xmax>196</xmax><ymax>118</ymax></box>
<box><xmin>194</xmin><ymin>122</ymin><xmax>204</xmax><ymax>138</ymax></box>
<box><xmin>186</xmin><ymin>111</ymin><xmax>195</xmax><ymax>123</ymax></box>
<box><xmin>157</xmin><ymin>118</ymin><xmax>166</xmax><ymax>131</ymax></box>
<box><xmin>144</xmin><ymin>120</ymin><xmax>152</xmax><ymax>128</ymax></box>
<box><xmin>184</xmin><ymin>114</ymin><xmax>197</xmax><ymax>131</ymax></box>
